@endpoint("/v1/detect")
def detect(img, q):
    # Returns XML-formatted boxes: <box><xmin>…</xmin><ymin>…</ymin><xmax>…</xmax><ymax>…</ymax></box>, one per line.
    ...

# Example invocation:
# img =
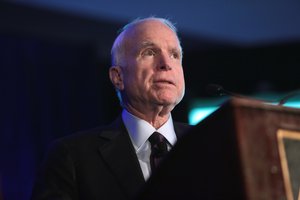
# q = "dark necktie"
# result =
<box><xmin>148</xmin><ymin>132</ymin><xmax>169</xmax><ymax>172</ymax></box>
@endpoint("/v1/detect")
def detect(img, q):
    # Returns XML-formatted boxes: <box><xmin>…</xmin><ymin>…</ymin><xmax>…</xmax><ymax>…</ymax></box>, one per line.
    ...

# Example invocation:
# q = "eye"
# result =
<box><xmin>171</xmin><ymin>51</ymin><xmax>180</xmax><ymax>60</ymax></box>
<box><xmin>142</xmin><ymin>49</ymin><xmax>156</xmax><ymax>57</ymax></box>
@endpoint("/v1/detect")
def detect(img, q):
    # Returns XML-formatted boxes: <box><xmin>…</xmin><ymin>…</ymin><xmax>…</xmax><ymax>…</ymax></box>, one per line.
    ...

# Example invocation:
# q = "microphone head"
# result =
<box><xmin>206</xmin><ymin>84</ymin><xmax>226</xmax><ymax>96</ymax></box>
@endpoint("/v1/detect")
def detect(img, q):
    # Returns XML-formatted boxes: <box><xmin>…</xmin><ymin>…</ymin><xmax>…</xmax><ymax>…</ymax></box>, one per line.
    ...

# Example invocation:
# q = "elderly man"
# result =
<box><xmin>31</xmin><ymin>17</ymin><xmax>191</xmax><ymax>200</ymax></box>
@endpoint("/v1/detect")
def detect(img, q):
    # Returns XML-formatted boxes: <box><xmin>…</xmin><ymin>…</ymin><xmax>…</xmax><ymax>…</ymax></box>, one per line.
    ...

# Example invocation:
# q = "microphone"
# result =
<box><xmin>206</xmin><ymin>84</ymin><xmax>245</xmax><ymax>98</ymax></box>
<box><xmin>205</xmin><ymin>84</ymin><xmax>274</xmax><ymax>103</ymax></box>
<box><xmin>278</xmin><ymin>89</ymin><xmax>300</xmax><ymax>106</ymax></box>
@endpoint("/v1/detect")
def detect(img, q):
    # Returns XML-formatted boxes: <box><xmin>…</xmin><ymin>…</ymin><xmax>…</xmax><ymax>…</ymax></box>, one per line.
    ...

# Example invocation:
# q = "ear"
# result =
<box><xmin>109</xmin><ymin>66</ymin><xmax>124</xmax><ymax>90</ymax></box>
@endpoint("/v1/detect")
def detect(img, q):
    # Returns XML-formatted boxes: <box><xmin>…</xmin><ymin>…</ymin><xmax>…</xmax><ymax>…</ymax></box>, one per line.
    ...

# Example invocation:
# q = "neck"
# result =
<box><xmin>124</xmin><ymin>104</ymin><xmax>172</xmax><ymax>129</ymax></box>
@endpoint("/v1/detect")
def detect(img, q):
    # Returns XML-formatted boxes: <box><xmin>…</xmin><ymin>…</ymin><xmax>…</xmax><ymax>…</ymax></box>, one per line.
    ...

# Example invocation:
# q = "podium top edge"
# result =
<box><xmin>224</xmin><ymin>97</ymin><xmax>300</xmax><ymax>113</ymax></box>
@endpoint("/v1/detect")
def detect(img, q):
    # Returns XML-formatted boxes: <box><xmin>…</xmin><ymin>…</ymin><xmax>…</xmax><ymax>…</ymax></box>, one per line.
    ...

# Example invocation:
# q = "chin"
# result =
<box><xmin>153</xmin><ymin>91</ymin><xmax>182</xmax><ymax>105</ymax></box>
<box><xmin>156</xmin><ymin>97</ymin><xmax>177</xmax><ymax>106</ymax></box>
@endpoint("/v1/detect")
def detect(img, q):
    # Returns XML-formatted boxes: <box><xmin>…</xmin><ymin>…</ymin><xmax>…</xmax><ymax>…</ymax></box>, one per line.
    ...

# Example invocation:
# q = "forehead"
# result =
<box><xmin>123</xmin><ymin>20</ymin><xmax>180</xmax><ymax>50</ymax></box>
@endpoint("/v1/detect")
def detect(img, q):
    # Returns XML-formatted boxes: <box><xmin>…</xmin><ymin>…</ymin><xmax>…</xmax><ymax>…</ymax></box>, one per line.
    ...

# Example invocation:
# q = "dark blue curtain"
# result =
<box><xmin>0</xmin><ymin>34</ymin><xmax>120</xmax><ymax>200</ymax></box>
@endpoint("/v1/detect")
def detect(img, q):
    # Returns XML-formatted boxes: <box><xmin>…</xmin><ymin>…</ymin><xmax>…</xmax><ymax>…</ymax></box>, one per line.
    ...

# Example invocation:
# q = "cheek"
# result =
<box><xmin>140</xmin><ymin>69</ymin><xmax>154</xmax><ymax>85</ymax></box>
<box><xmin>177</xmin><ymin>69</ymin><xmax>185</xmax><ymax>90</ymax></box>
<box><xmin>126</xmin><ymin>69</ymin><xmax>151</xmax><ymax>92</ymax></box>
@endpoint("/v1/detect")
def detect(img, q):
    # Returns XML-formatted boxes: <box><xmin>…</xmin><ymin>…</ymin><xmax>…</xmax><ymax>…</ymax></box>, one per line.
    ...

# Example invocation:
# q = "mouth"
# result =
<box><xmin>153</xmin><ymin>79</ymin><xmax>175</xmax><ymax>86</ymax></box>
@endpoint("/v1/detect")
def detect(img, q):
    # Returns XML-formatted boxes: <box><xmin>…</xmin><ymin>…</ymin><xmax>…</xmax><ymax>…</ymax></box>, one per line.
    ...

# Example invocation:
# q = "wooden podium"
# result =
<box><xmin>137</xmin><ymin>98</ymin><xmax>300</xmax><ymax>200</ymax></box>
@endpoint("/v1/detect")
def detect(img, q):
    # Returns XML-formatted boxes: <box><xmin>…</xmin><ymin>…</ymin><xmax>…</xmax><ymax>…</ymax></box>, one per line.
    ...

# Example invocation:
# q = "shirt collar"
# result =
<box><xmin>122</xmin><ymin>109</ymin><xmax>177</xmax><ymax>152</ymax></box>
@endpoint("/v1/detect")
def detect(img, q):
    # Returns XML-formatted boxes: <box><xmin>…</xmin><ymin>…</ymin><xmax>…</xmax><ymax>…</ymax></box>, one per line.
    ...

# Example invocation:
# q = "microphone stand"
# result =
<box><xmin>206</xmin><ymin>84</ymin><xmax>274</xmax><ymax>104</ymax></box>
<box><xmin>278</xmin><ymin>89</ymin><xmax>300</xmax><ymax>106</ymax></box>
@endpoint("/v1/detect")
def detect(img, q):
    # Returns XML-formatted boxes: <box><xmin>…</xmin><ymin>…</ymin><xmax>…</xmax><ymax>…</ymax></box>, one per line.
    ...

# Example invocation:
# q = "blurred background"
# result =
<box><xmin>1</xmin><ymin>0</ymin><xmax>300</xmax><ymax>199</ymax></box>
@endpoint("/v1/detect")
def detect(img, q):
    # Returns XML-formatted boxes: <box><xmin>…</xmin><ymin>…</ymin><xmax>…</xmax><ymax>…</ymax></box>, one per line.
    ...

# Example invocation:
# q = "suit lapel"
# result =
<box><xmin>97</xmin><ymin>117</ymin><xmax>191</xmax><ymax>198</ymax></box>
<box><xmin>98</xmin><ymin>117</ymin><xmax>145</xmax><ymax>199</ymax></box>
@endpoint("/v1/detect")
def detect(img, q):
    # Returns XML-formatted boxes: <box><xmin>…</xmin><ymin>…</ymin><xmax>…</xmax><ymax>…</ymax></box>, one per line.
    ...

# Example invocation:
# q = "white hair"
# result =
<box><xmin>111</xmin><ymin>17</ymin><xmax>182</xmax><ymax>67</ymax></box>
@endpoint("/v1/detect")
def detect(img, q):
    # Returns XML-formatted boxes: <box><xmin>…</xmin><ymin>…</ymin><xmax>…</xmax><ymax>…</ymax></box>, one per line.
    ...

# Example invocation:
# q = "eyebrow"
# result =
<box><xmin>138</xmin><ymin>40</ymin><xmax>182</xmax><ymax>56</ymax></box>
<box><xmin>139</xmin><ymin>41</ymin><xmax>156</xmax><ymax>49</ymax></box>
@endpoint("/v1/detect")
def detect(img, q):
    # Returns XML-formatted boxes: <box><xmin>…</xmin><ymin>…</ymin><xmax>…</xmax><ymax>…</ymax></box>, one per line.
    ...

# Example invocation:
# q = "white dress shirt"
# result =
<box><xmin>122</xmin><ymin>109</ymin><xmax>177</xmax><ymax>180</ymax></box>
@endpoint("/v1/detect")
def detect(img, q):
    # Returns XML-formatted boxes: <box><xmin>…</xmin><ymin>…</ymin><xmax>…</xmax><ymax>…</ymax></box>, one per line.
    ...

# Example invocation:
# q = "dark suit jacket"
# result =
<box><xmin>31</xmin><ymin>116</ymin><xmax>191</xmax><ymax>200</ymax></box>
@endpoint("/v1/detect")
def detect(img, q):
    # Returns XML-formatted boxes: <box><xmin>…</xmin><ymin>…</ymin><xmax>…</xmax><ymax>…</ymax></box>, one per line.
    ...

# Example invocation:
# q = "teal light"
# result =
<box><xmin>188</xmin><ymin>106</ymin><xmax>219</xmax><ymax>125</ymax></box>
<box><xmin>188</xmin><ymin>94</ymin><xmax>300</xmax><ymax>126</ymax></box>
<box><xmin>284</xmin><ymin>102</ymin><xmax>300</xmax><ymax>108</ymax></box>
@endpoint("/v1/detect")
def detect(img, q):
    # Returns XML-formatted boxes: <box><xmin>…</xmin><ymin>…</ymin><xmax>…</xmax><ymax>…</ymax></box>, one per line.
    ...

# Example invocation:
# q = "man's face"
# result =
<box><xmin>118</xmin><ymin>20</ymin><xmax>185</xmax><ymax>110</ymax></box>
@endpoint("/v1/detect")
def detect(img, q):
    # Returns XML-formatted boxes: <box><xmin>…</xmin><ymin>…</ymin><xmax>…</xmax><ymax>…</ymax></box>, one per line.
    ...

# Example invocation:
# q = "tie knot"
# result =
<box><xmin>148</xmin><ymin>132</ymin><xmax>168</xmax><ymax>156</ymax></box>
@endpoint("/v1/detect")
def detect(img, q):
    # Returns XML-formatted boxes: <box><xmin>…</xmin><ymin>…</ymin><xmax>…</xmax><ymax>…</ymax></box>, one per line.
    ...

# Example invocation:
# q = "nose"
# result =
<box><xmin>157</xmin><ymin>53</ymin><xmax>172</xmax><ymax>71</ymax></box>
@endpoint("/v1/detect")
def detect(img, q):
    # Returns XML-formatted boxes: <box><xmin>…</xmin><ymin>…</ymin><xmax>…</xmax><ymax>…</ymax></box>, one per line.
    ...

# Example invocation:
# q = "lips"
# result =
<box><xmin>153</xmin><ymin>79</ymin><xmax>175</xmax><ymax>86</ymax></box>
